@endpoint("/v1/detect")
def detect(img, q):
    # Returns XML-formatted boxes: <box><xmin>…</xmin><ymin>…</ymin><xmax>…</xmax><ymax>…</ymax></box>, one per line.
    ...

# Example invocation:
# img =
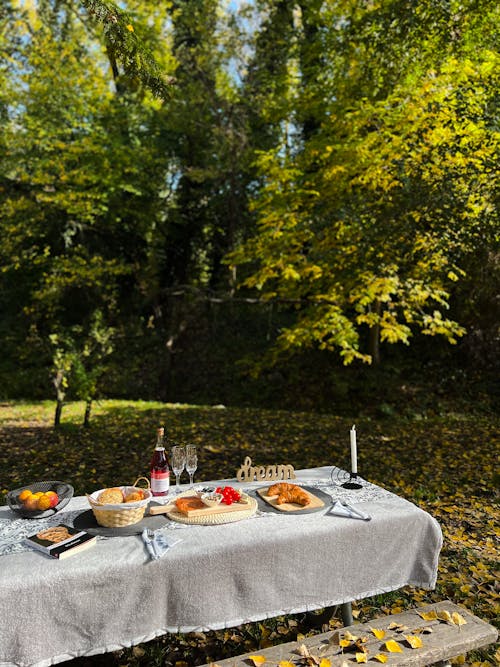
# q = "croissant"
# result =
<box><xmin>267</xmin><ymin>482</ymin><xmax>310</xmax><ymax>506</ymax></box>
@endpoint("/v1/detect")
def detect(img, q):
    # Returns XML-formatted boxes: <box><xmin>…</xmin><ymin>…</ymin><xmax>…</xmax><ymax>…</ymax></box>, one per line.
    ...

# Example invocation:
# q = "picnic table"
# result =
<box><xmin>0</xmin><ymin>467</ymin><xmax>443</xmax><ymax>667</ymax></box>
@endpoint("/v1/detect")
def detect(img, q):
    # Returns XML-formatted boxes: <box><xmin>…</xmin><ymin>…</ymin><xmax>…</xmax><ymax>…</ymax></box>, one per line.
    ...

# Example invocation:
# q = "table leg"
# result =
<box><xmin>341</xmin><ymin>602</ymin><xmax>353</xmax><ymax>626</ymax></box>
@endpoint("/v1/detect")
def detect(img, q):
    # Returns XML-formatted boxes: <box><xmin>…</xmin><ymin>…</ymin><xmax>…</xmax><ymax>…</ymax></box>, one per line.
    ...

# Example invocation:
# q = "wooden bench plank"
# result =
<box><xmin>200</xmin><ymin>601</ymin><xmax>498</xmax><ymax>667</ymax></box>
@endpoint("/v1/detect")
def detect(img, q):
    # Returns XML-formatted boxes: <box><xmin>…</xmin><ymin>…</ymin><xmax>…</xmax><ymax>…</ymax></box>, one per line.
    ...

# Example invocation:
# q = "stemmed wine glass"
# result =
<box><xmin>171</xmin><ymin>445</ymin><xmax>186</xmax><ymax>492</ymax></box>
<box><xmin>185</xmin><ymin>445</ymin><xmax>198</xmax><ymax>488</ymax></box>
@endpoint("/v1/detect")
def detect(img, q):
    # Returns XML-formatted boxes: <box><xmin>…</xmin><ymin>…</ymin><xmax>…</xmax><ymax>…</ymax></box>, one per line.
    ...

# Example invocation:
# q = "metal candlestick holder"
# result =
<box><xmin>330</xmin><ymin>466</ymin><xmax>363</xmax><ymax>489</ymax></box>
<box><xmin>342</xmin><ymin>472</ymin><xmax>363</xmax><ymax>489</ymax></box>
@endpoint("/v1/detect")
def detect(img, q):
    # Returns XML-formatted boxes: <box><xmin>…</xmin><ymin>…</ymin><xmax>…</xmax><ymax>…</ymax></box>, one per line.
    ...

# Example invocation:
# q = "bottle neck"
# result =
<box><xmin>155</xmin><ymin>426</ymin><xmax>165</xmax><ymax>450</ymax></box>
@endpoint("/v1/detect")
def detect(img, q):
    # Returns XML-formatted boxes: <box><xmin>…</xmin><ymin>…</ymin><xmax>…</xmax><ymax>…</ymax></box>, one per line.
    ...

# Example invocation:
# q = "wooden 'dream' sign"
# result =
<box><xmin>236</xmin><ymin>456</ymin><xmax>296</xmax><ymax>483</ymax></box>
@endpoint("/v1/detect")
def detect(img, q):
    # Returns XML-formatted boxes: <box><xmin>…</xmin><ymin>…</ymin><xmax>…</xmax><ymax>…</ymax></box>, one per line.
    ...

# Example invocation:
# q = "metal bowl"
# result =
<box><xmin>7</xmin><ymin>481</ymin><xmax>74</xmax><ymax>519</ymax></box>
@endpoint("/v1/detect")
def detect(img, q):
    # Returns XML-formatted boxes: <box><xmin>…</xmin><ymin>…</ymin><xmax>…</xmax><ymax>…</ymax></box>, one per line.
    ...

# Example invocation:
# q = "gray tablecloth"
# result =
<box><xmin>0</xmin><ymin>468</ymin><xmax>442</xmax><ymax>667</ymax></box>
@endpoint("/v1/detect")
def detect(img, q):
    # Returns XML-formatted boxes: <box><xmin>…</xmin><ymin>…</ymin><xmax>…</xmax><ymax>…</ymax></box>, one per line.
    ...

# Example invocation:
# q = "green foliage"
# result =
<box><xmin>0</xmin><ymin>0</ymin><xmax>498</xmax><ymax>403</ymax></box>
<box><xmin>228</xmin><ymin>0</ymin><xmax>499</xmax><ymax>367</ymax></box>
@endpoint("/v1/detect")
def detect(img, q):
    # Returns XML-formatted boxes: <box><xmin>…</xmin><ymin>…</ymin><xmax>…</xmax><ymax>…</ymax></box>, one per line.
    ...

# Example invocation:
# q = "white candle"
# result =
<box><xmin>350</xmin><ymin>425</ymin><xmax>357</xmax><ymax>474</ymax></box>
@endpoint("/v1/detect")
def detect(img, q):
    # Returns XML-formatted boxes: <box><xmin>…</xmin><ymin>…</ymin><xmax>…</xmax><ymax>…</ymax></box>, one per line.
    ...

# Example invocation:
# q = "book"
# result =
<box><xmin>24</xmin><ymin>524</ymin><xmax>96</xmax><ymax>559</ymax></box>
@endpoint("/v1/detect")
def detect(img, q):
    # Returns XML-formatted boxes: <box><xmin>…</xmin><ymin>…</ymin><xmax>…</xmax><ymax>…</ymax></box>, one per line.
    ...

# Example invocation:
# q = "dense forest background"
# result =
<box><xmin>1</xmin><ymin>0</ymin><xmax>498</xmax><ymax>421</ymax></box>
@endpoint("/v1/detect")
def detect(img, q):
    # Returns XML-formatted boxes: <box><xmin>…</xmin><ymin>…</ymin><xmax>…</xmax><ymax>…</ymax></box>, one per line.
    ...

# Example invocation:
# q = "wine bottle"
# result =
<box><xmin>150</xmin><ymin>426</ymin><xmax>170</xmax><ymax>497</ymax></box>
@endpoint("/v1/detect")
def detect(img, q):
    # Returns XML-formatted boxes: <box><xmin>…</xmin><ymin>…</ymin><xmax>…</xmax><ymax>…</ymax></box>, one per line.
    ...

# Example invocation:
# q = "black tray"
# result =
<box><xmin>73</xmin><ymin>510</ymin><xmax>169</xmax><ymax>537</ymax></box>
<box><xmin>251</xmin><ymin>485</ymin><xmax>333</xmax><ymax>515</ymax></box>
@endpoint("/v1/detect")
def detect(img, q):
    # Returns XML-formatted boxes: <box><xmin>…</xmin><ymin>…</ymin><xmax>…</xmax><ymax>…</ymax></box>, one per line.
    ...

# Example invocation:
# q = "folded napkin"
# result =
<box><xmin>142</xmin><ymin>529</ymin><xmax>182</xmax><ymax>560</ymax></box>
<box><xmin>327</xmin><ymin>500</ymin><xmax>371</xmax><ymax>521</ymax></box>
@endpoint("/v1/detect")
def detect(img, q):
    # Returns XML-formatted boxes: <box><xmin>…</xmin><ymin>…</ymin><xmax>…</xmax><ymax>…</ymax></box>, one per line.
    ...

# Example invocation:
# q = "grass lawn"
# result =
<box><xmin>0</xmin><ymin>399</ymin><xmax>498</xmax><ymax>666</ymax></box>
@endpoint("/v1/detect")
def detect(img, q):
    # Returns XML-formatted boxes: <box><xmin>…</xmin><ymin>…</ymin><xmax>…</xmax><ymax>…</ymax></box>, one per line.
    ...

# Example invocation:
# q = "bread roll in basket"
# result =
<box><xmin>87</xmin><ymin>477</ymin><xmax>152</xmax><ymax>527</ymax></box>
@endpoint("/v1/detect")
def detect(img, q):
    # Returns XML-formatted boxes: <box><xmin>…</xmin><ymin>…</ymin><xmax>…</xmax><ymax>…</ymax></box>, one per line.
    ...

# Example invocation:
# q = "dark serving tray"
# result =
<box><xmin>73</xmin><ymin>509</ymin><xmax>169</xmax><ymax>537</ymax></box>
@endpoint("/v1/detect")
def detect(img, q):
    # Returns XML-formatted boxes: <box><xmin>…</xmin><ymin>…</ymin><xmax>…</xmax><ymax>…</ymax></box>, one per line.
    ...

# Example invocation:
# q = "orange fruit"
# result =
<box><xmin>23</xmin><ymin>496</ymin><xmax>40</xmax><ymax>511</ymax></box>
<box><xmin>32</xmin><ymin>492</ymin><xmax>44</xmax><ymax>498</ymax></box>
<box><xmin>37</xmin><ymin>494</ymin><xmax>52</xmax><ymax>511</ymax></box>
<box><xmin>18</xmin><ymin>489</ymin><xmax>33</xmax><ymax>502</ymax></box>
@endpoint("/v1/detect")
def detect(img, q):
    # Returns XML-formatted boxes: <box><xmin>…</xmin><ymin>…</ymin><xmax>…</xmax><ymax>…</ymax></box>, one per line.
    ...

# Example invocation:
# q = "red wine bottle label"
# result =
<box><xmin>151</xmin><ymin>470</ymin><xmax>170</xmax><ymax>493</ymax></box>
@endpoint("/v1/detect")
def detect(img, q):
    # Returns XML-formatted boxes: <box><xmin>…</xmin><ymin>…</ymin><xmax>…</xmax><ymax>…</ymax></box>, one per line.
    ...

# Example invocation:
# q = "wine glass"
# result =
<box><xmin>171</xmin><ymin>445</ymin><xmax>186</xmax><ymax>492</ymax></box>
<box><xmin>185</xmin><ymin>445</ymin><xmax>198</xmax><ymax>488</ymax></box>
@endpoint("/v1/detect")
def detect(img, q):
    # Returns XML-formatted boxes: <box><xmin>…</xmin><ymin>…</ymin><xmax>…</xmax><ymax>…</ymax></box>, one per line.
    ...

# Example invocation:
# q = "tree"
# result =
<box><xmin>0</xmin><ymin>0</ymin><xmax>170</xmax><ymax>403</ymax></box>
<box><xmin>228</xmin><ymin>0</ymin><xmax>499</xmax><ymax>367</ymax></box>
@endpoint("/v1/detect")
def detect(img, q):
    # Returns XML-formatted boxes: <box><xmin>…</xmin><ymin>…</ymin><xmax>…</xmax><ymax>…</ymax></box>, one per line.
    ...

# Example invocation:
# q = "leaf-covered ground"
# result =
<box><xmin>0</xmin><ymin>400</ymin><xmax>498</xmax><ymax>667</ymax></box>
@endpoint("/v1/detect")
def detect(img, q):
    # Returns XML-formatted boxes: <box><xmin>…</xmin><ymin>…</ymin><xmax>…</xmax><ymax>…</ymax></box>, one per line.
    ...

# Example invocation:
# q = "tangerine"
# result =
<box><xmin>23</xmin><ymin>496</ymin><xmax>40</xmax><ymax>511</ymax></box>
<box><xmin>37</xmin><ymin>494</ymin><xmax>52</xmax><ymax>511</ymax></box>
<box><xmin>18</xmin><ymin>489</ymin><xmax>33</xmax><ymax>502</ymax></box>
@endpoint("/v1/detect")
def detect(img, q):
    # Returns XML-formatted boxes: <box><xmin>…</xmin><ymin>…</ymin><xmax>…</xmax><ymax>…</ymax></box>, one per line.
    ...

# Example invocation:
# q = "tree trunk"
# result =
<box><xmin>369</xmin><ymin>300</ymin><xmax>381</xmax><ymax>365</ymax></box>
<box><xmin>83</xmin><ymin>399</ymin><xmax>92</xmax><ymax>428</ymax></box>
<box><xmin>54</xmin><ymin>399</ymin><xmax>63</xmax><ymax>428</ymax></box>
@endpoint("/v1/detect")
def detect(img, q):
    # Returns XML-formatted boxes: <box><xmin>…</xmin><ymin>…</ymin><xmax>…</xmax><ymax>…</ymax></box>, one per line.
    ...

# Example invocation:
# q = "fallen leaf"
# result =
<box><xmin>385</xmin><ymin>640</ymin><xmax>403</xmax><ymax>653</ymax></box>
<box><xmin>329</xmin><ymin>631</ymin><xmax>342</xmax><ymax>646</ymax></box>
<box><xmin>373</xmin><ymin>654</ymin><xmax>388</xmax><ymax>663</ymax></box>
<box><xmin>370</xmin><ymin>628</ymin><xmax>386</xmax><ymax>640</ymax></box>
<box><xmin>452</xmin><ymin>612</ymin><xmax>467</xmax><ymax>627</ymax></box>
<box><xmin>405</xmin><ymin>635</ymin><xmax>424</xmax><ymax>649</ymax></box>
<box><xmin>437</xmin><ymin>610</ymin><xmax>453</xmax><ymax>623</ymax></box>
<box><xmin>387</xmin><ymin>622</ymin><xmax>408</xmax><ymax>632</ymax></box>
<box><xmin>354</xmin><ymin>640</ymin><xmax>368</xmax><ymax>654</ymax></box>
<box><xmin>344</xmin><ymin>631</ymin><xmax>358</xmax><ymax>642</ymax></box>
<box><xmin>339</xmin><ymin>639</ymin><xmax>351</xmax><ymax>649</ymax></box>
<box><xmin>355</xmin><ymin>652</ymin><xmax>368</xmax><ymax>663</ymax></box>
<box><xmin>295</xmin><ymin>644</ymin><xmax>321</xmax><ymax>664</ymax></box>
<box><xmin>249</xmin><ymin>656</ymin><xmax>266</xmax><ymax>666</ymax></box>
<box><xmin>417</xmin><ymin>610</ymin><xmax>438</xmax><ymax>622</ymax></box>
<box><xmin>319</xmin><ymin>660</ymin><xmax>332</xmax><ymax>667</ymax></box>
<box><xmin>278</xmin><ymin>662</ymin><xmax>295</xmax><ymax>667</ymax></box>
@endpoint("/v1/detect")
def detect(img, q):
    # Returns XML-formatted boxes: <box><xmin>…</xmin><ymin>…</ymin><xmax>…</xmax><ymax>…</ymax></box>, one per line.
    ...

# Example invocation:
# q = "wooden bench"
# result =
<box><xmin>200</xmin><ymin>601</ymin><xmax>497</xmax><ymax>667</ymax></box>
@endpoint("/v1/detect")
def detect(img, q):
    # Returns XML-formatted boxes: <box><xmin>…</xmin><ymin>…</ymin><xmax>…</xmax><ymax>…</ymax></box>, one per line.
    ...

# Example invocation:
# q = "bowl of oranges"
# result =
<box><xmin>7</xmin><ymin>481</ymin><xmax>74</xmax><ymax>518</ymax></box>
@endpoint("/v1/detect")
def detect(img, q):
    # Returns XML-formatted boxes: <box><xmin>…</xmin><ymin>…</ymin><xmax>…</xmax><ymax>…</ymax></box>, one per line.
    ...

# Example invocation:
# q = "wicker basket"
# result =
<box><xmin>87</xmin><ymin>477</ymin><xmax>152</xmax><ymax>527</ymax></box>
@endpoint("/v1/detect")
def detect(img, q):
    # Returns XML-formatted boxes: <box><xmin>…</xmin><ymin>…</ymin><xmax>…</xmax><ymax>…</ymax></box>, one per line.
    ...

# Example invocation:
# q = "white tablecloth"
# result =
<box><xmin>0</xmin><ymin>468</ymin><xmax>443</xmax><ymax>667</ymax></box>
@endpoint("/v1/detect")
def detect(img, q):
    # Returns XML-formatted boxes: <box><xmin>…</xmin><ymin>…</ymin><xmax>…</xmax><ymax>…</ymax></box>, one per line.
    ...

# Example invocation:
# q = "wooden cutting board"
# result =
<box><xmin>257</xmin><ymin>485</ymin><xmax>325</xmax><ymax>512</ymax></box>
<box><xmin>150</xmin><ymin>496</ymin><xmax>253</xmax><ymax>518</ymax></box>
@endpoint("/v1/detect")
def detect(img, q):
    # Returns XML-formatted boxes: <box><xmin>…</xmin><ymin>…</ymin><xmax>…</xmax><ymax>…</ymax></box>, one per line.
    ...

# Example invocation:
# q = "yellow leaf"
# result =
<box><xmin>437</xmin><ymin>610</ymin><xmax>453</xmax><ymax>623</ymax></box>
<box><xmin>387</xmin><ymin>622</ymin><xmax>408</xmax><ymax>632</ymax></box>
<box><xmin>385</xmin><ymin>640</ymin><xmax>403</xmax><ymax>653</ymax></box>
<box><xmin>344</xmin><ymin>631</ymin><xmax>358</xmax><ymax>642</ymax></box>
<box><xmin>355</xmin><ymin>640</ymin><xmax>368</xmax><ymax>653</ymax></box>
<box><xmin>279</xmin><ymin>662</ymin><xmax>295</xmax><ymax>667</ymax></box>
<box><xmin>405</xmin><ymin>635</ymin><xmax>424</xmax><ymax>649</ymax></box>
<box><xmin>319</xmin><ymin>660</ymin><xmax>332</xmax><ymax>667</ymax></box>
<box><xmin>417</xmin><ymin>610</ymin><xmax>438</xmax><ymax>621</ymax></box>
<box><xmin>452</xmin><ymin>612</ymin><xmax>467</xmax><ymax>627</ymax></box>
<box><xmin>355</xmin><ymin>652</ymin><xmax>368</xmax><ymax>663</ymax></box>
<box><xmin>370</xmin><ymin>627</ymin><xmax>386</xmax><ymax>640</ymax></box>
<box><xmin>374</xmin><ymin>654</ymin><xmax>388</xmax><ymax>663</ymax></box>
<box><xmin>249</xmin><ymin>656</ymin><xmax>266</xmax><ymax>666</ymax></box>
<box><xmin>339</xmin><ymin>639</ymin><xmax>351</xmax><ymax>648</ymax></box>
